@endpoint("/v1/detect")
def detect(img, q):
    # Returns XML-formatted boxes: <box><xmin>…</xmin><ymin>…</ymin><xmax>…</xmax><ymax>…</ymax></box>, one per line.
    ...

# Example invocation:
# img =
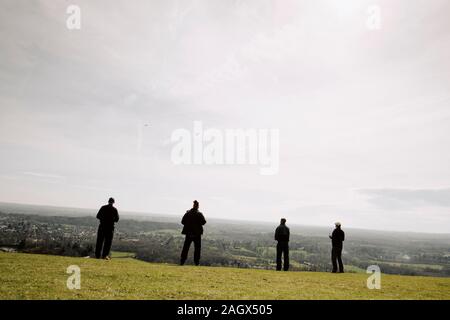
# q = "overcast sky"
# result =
<box><xmin>1</xmin><ymin>0</ymin><xmax>449</xmax><ymax>233</ymax></box>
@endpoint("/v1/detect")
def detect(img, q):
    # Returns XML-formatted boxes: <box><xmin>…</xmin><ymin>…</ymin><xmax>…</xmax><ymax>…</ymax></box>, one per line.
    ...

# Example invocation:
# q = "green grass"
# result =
<box><xmin>344</xmin><ymin>265</ymin><xmax>367</xmax><ymax>273</ymax></box>
<box><xmin>0</xmin><ymin>252</ymin><xmax>449</xmax><ymax>300</ymax></box>
<box><xmin>110</xmin><ymin>251</ymin><xmax>136</xmax><ymax>259</ymax></box>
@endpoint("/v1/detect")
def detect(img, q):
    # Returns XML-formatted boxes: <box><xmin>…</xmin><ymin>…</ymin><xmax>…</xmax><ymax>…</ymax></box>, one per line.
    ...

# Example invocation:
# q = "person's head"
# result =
<box><xmin>193</xmin><ymin>200</ymin><xmax>199</xmax><ymax>210</ymax></box>
<box><xmin>335</xmin><ymin>222</ymin><xmax>341</xmax><ymax>229</ymax></box>
<box><xmin>108</xmin><ymin>197</ymin><xmax>115</xmax><ymax>205</ymax></box>
<box><xmin>280</xmin><ymin>218</ymin><xmax>287</xmax><ymax>225</ymax></box>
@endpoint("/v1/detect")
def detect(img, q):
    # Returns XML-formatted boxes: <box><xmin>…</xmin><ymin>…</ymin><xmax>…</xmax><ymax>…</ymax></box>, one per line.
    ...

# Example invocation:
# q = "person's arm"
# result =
<box><xmin>114</xmin><ymin>208</ymin><xmax>119</xmax><ymax>223</ymax></box>
<box><xmin>287</xmin><ymin>227</ymin><xmax>290</xmax><ymax>241</ymax></box>
<box><xmin>274</xmin><ymin>227</ymin><xmax>279</xmax><ymax>241</ymax></box>
<box><xmin>341</xmin><ymin>231</ymin><xmax>345</xmax><ymax>242</ymax></box>
<box><xmin>181</xmin><ymin>212</ymin><xmax>187</xmax><ymax>225</ymax></box>
<box><xmin>96</xmin><ymin>207</ymin><xmax>103</xmax><ymax>220</ymax></box>
<box><xmin>200</xmin><ymin>213</ymin><xmax>206</xmax><ymax>225</ymax></box>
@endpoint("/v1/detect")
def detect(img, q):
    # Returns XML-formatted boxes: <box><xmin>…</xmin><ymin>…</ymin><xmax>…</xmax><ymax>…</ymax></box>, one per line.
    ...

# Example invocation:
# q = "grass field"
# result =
<box><xmin>0</xmin><ymin>252</ymin><xmax>449</xmax><ymax>300</ymax></box>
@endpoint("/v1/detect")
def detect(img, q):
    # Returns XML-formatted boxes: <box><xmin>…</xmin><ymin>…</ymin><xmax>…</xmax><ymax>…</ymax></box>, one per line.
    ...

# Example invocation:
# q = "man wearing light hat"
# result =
<box><xmin>329</xmin><ymin>222</ymin><xmax>345</xmax><ymax>273</ymax></box>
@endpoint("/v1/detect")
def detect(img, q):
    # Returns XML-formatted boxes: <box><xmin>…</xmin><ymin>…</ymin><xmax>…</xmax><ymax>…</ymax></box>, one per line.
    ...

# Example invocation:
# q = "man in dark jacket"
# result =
<box><xmin>95</xmin><ymin>197</ymin><xmax>119</xmax><ymax>259</ymax></box>
<box><xmin>329</xmin><ymin>222</ymin><xmax>345</xmax><ymax>273</ymax></box>
<box><xmin>180</xmin><ymin>200</ymin><xmax>206</xmax><ymax>266</ymax></box>
<box><xmin>275</xmin><ymin>218</ymin><xmax>290</xmax><ymax>271</ymax></box>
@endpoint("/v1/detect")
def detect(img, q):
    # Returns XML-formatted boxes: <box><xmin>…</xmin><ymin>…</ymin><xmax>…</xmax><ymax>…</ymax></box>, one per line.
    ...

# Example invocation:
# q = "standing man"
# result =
<box><xmin>275</xmin><ymin>218</ymin><xmax>290</xmax><ymax>271</ymax></box>
<box><xmin>95</xmin><ymin>197</ymin><xmax>119</xmax><ymax>260</ymax></box>
<box><xmin>329</xmin><ymin>222</ymin><xmax>345</xmax><ymax>273</ymax></box>
<box><xmin>180</xmin><ymin>200</ymin><xmax>206</xmax><ymax>266</ymax></box>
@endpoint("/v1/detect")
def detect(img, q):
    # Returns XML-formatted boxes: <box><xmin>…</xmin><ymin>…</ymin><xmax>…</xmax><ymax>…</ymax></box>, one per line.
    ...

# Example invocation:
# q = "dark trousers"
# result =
<box><xmin>276</xmin><ymin>241</ymin><xmax>289</xmax><ymax>271</ymax></box>
<box><xmin>331</xmin><ymin>247</ymin><xmax>344</xmax><ymax>272</ymax></box>
<box><xmin>180</xmin><ymin>235</ymin><xmax>201</xmax><ymax>265</ymax></box>
<box><xmin>95</xmin><ymin>225</ymin><xmax>114</xmax><ymax>259</ymax></box>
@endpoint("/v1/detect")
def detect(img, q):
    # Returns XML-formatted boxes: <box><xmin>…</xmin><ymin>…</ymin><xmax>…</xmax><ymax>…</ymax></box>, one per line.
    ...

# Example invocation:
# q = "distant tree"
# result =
<box><xmin>18</xmin><ymin>239</ymin><xmax>26</xmax><ymax>250</ymax></box>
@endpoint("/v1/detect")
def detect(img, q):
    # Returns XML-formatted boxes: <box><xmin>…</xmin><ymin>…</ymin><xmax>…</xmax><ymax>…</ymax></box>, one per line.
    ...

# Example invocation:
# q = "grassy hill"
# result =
<box><xmin>0</xmin><ymin>252</ymin><xmax>449</xmax><ymax>300</ymax></box>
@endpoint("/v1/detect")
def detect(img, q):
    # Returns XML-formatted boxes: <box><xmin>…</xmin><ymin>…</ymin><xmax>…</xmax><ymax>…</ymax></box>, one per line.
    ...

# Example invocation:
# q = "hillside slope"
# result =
<box><xmin>0</xmin><ymin>252</ymin><xmax>449</xmax><ymax>300</ymax></box>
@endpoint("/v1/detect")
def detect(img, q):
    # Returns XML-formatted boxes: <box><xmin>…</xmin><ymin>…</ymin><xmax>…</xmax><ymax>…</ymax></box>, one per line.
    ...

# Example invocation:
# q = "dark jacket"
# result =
<box><xmin>96</xmin><ymin>204</ymin><xmax>119</xmax><ymax>228</ymax></box>
<box><xmin>275</xmin><ymin>224</ymin><xmax>290</xmax><ymax>242</ymax></box>
<box><xmin>331</xmin><ymin>228</ymin><xmax>345</xmax><ymax>248</ymax></box>
<box><xmin>181</xmin><ymin>209</ymin><xmax>206</xmax><ymax>236</ymax></box>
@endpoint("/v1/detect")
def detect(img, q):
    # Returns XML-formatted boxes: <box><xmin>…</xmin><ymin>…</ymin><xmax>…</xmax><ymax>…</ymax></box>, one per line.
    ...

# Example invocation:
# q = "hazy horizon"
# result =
<box><xmin>1</xmin><ymin>1</ymin><xmax>450</xmax><ymax>233</ymax></box>
<box><xmin>2</xmin><ymin>200</ymin><xmax>450</xmax><ymax>236</ymax></box>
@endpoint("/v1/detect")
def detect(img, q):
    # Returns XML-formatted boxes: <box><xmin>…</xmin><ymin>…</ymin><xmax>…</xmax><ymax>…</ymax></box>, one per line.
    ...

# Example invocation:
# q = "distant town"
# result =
<box><xmin>1</xmin><ymin>203</ymin><xmax>449</xmax><ymax>277</ymax></box>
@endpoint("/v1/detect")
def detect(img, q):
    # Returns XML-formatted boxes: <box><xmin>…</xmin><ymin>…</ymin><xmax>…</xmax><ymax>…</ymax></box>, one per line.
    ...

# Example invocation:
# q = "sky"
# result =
<box><xmin>0</xmin><ymin>0</ymin><xmax>449</xmax><ymax>233</ymax></box>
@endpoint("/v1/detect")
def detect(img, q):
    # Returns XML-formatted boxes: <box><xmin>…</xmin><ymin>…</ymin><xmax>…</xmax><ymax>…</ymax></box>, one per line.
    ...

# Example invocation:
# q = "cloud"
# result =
<box><xmin>358</xmin><ymin>187</ymin><xmax>450</xmax><ymax>209</ymax></box>
<box><xmin>22</xmin><ymin>172</ymin><xmax>66</xmax><ymax>180</ymax></box>
<box><xmin>1</xmin><ymin>1</ymin><xmax>450</xmax><ymax>232</ymax></box>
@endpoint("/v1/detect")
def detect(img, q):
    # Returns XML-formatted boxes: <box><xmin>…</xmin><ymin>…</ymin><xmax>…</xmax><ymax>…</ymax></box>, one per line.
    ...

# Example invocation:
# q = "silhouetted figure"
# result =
<box><xmin>95</xmin><ymin>197</ymin><xmax>119</xmax><ymax>259</ymax></box>
<box><xmin>275</xmin><ymin>218</ymin><xmax>290</xmax><ymax>271</ymax></box>
<box><xmin>180</xmin><ymin>200</ymin><xmax>206</xmax><ymax>266</ymax></box>
<box><xmin>329</xmin><ymin>222</ymin><xmax>345</xmax><ymax>273</ymax></box>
